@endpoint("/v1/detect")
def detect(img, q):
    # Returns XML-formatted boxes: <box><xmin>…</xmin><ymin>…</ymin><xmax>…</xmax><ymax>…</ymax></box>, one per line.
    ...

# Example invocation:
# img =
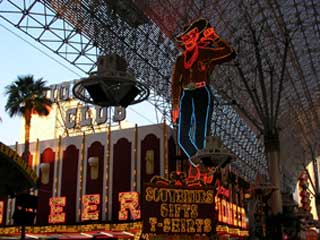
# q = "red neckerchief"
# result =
<box><xmin>183</xmin><ymin>45</ymin><xmax>199</xmax><ymax>69</ymax></box>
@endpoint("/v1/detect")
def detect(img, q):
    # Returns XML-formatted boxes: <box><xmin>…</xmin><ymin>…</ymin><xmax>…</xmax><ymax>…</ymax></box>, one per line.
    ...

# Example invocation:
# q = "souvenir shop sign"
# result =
<box><xmin>142</xmin><ymin>183</ymin><xmax>215</xmax><ymax>235</ymax></box>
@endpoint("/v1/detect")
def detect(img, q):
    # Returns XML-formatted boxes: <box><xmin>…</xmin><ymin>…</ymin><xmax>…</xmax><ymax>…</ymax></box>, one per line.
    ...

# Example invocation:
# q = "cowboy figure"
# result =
<box><xmin>171</xmin><ymin>18</ymin><xmax>236</xmax><ymax>167</ymax></box>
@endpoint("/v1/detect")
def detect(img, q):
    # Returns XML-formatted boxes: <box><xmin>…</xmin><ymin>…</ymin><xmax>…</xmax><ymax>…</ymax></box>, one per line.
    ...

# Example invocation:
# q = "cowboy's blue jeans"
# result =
<box><xmin>178</xmin><ymin>86</ymin><xmax>213</xmax><ymax>159</ymax></box>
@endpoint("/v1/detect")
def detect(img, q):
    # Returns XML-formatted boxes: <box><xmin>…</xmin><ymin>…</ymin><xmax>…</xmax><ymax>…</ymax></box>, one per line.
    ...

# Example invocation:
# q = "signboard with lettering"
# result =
<box><xmin>43</xmin><ymin>81</ymin><xmax>127</xmax><ymax>138</ymax></box>
<box><xmin>142</xmin><ymin>183</ymin><xmax>215</xmax><ymax>235</ymax></box>
<box><xmin>47</xmin><ymin>192</ymin><xmax>141</xmax><ymax>224</ymax></box>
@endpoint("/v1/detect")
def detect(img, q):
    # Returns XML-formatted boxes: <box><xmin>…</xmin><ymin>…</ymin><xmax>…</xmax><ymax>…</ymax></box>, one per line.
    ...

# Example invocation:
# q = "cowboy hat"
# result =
<box><xmin>175</xmin><ymin>18</ymin><xmax>209</xmax><ymax>42</ymax></box>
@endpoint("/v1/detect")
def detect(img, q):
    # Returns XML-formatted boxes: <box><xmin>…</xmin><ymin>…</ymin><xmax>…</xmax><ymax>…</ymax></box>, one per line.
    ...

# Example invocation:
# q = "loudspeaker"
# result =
<box><xmin>119</xmin><ymin>85</ymin><xmax>141</xmax><ymax>108</ymax></box>
<box><xmin>84</xmin><ymin>82</ymin><xmax>108</xmax><ymax>105</ymax></box>
<box><xmin>83</xmin><ymin>80</ymin><xmax>141</xmax><ymax>107</ymax></box>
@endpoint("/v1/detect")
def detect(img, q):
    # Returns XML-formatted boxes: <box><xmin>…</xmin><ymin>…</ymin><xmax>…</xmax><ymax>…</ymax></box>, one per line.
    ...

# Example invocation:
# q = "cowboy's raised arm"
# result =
<box><xmin>171</xmin><ymin>55</ymin><xmax>183</xmax><ymax>123</ymax></box>
<box><xmin>200</xmin><ymin>27</ymin><xmax>236</xmax><ymax>64</ymax></box>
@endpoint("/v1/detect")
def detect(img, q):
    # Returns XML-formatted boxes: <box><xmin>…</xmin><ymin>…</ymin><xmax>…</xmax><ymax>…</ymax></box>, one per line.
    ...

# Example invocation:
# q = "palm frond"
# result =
<box><xmin>5</xmin><ymin>75</ymin><xmax>52</xmax><ymax>118</ymax></box>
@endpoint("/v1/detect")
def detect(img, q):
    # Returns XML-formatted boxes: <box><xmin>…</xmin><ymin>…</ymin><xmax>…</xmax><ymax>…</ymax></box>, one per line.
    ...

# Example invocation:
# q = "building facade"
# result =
<box><xmin>0</xmin><ymin>123</ymin><xmax>177</xmax><ymax>238</ymax></box>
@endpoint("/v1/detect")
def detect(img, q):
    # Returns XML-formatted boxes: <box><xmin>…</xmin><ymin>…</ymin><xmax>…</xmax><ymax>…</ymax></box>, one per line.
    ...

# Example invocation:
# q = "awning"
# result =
<box><xmin>0</xmin><ymin>222</ymin><xmax>141</xmax><ymax>239</ymax></box>
<box><xmin>0</xmin><ymin>142</ymin><xmax>38</xmax><ymax>197</ymax></box>
<box><xmin>0</xmin><ymin>231</ymin><xmax>136</xmax><ymax>239</ymax></box>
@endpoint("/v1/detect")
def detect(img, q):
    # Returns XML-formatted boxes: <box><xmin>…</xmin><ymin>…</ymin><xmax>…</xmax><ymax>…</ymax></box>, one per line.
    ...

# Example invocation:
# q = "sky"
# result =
<box><xmin>0</xmin><ymin>21</ymin><xmax>161</xmax><ymax>146</ymax></box>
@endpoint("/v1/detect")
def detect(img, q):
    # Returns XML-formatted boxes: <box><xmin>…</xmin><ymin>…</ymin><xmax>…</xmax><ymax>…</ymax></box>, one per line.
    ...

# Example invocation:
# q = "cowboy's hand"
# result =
<box><xmin>203</xmin><ymin>27</ymin><xmax>219</xmax><ymax>39</ymax></box>
<box><xmin>172</xmin><ymin>108</ymin><xmax>179</xmax><ymax>124</ymax></box>
<box><xmin>200</xmin><ymin>27</ymin><xmax>220</xmax><ymax>46</ymax></box>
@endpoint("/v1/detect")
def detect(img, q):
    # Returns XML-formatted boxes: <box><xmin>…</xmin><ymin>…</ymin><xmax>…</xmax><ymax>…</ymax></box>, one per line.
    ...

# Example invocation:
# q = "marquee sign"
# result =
<box><xmin>46</xmin><ymin>192</ymin><xmax>140</xmax><ymax>224</ymax></box>
<box><xmin>0</xmin><ymin>171</ymin><xmax>249</xmax><ymax>238</ymax></box>
<box><xmin>45</xmin><ymin>80</ymin><xmax>126</xmax><ymax>133</ymax></box>
<box><xmin>142</xmin><ymin>176</ymin><xmax>215</xmax><ymax>235</ymax></box>
<box><xmin>141</xmin><ymin>172</ymin><xmax>249</xmax><ymax>237</ymax></box>
<box><xmin>215</xmin><ymin>196</ymin><xmax>247</xmax><ymax>228</ymax></box>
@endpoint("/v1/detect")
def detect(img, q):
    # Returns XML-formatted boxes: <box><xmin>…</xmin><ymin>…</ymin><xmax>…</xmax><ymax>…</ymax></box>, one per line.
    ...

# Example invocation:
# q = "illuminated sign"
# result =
<box><xmin>215</xmin><ymin>179</ymin><xmax>229</xmax><ymax>198</ymax></box>
<box><xmin>65</xmin><ymin>105</ymin><xmax>108</xmax><ymax>129</ymax></box>
<box><xmin>48</xmin><ymin>193</ymin><xmax>141</xmax><ymax>224</ymax></box>
<box><xmin>81</xmin><ymin>194</ymin><xmax>100</xmax><ymax>221</ymax></box>
<box><xmin>187</xmin><ymin>165</ymin><xmax>213</xmax><ymax>185</ymax></box>
<box><xmin>0</xmin><ymin>201</ymin><xmax>3</xmax><ymax>224</ymax></box>
<box><xmin>48</xmin><ymin>197</ymin><xmax>66</xmax><ymax>224</ymax></box>
<box><xmin>216</xmin><ymin>186</ymin><xmax>229</xmax><ymax>198</ymax></box>
<box><xmin>216</xmin><ymin>225</ymin><xmax>249</xmax><ymax>237</ymax></box>
<box><xmin>0</xmin><ymin>142</ymin><xmax>38</xmax><ymax>184</ymax></box>
<box><xmin>0</xmin><ymin>222</ymin><xmax>142</xmax><ymax>235</ymax></box>
<box><xmin>215</xmin><ymin>196</ymin><xmax>247</xmax><ymax>228</ymax></box>
<box><xmin>118</xmin><ymin>192</ymin><xmax>141</xmax><ymax>220</ymax></box>
<box><xmin>46</xmin><ymin>81</ymin><xmax>126</xmax><ymax>130</ymax></box>
<box><xmin>142</xmin><ymin>184</ymin><xmax>215</xmax><ymax>234</ymax></box>
<box><xmin>47</xmin><ymin>81</ymin><xmax>76</xmax><ymax>103</ymax></box>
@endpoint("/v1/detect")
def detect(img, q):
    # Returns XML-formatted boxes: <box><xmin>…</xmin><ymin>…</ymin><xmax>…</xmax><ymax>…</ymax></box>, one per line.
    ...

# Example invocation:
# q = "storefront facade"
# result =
<box><xmin>0</xmin><ymin>122</ymin><xmax>250</xmax><ymax>239</ymax></box>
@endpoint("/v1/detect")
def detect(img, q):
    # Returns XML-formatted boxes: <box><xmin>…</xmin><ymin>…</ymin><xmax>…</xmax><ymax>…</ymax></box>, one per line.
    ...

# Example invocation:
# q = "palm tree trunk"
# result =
<box><xmin>23</xmin><ymin>110</ymin><xmax>31</xmax><ymax>163</ymax></box>
<box><xmin>21</xmin><ymin>111</ymin><xmax>32</xmax><ymax>239</ymax></box>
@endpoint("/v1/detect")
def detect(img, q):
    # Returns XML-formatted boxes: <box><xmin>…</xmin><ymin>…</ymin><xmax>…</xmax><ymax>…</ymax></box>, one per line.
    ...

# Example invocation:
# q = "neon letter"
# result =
<box><xmin>65</xmin><ymin>108</ymin><xmax>77</xmax><ymax>129</ymax></box>
<box><xmin>48</xmin><ymin>197</ymin><xmax>66</xmax><ymax>224</ymax></box>
<box><xmin>81</xmin><ymin>194</ymin><xmax>100</xmax><ymax>221</ymax></box>
<box><xmin>79</xmin><ymin>106</ymin><xmax>93</xmax><ymax>127</ymax></box>
<box><xmin>95</xmin><ymin>106</ymin><xmax>108</xmax><ymax>124</ymax></box>
<box><xmin>118</xmin><ymin>192</ymin><xmax>141</xmax><ymax>220</ymax></box>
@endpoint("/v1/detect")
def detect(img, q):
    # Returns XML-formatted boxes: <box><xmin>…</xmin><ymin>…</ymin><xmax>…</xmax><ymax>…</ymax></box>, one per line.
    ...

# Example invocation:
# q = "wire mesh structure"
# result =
<box><xmin>1</xmin><ymin>0</ymin><xmax>319</xmax><ymax>191</ymax></box>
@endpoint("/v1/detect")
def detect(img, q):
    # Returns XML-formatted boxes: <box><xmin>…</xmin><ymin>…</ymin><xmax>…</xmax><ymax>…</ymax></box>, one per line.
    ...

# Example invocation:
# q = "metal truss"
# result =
<box><xmin>0</xmin><ymin>0</ymin><xmax>267</xmax><ymax>182</ymax></box>
<box><xmin>211</xmin><ymin>91</ymin><xmax>268</xmax><ymax>182</ymax></box>
<box><xmin>143</xmin><ymin>0</ymin><xmax>320</xmax><ymax>190</ymax></box>
<box><xmin>0</xmin><ymin>0</ymin><xmax>98</xmax><ymax>73</ymax></box>
<box><xmin>0</xmin><ymin>0</ymin><xmax>176</xmax><ymax>124</ymax></box>
<box><xmin>199</xmin><ymin>0</ymin><xmax>320</xmax><ymax>192</ymax></box>
<box><xmin>1</xmin><ymin>0</ymin><xmax>319</xmax><ymax>188</ymax></box>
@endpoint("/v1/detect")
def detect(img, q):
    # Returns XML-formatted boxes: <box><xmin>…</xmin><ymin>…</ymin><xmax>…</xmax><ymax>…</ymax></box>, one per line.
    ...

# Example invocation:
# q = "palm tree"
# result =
<box><xmin>5</xmin><ymin>75</ymin><xmax>52</xmax><ymax>162</ymax></box>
